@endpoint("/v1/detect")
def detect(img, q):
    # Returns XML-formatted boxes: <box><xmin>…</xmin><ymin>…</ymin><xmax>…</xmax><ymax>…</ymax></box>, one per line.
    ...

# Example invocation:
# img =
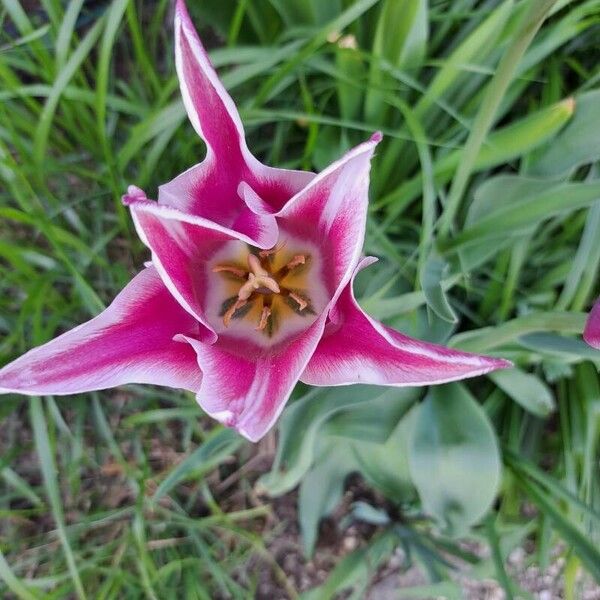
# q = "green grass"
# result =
<box><xmin>1</xmin><ymin>0</ymin><xmax>600</xmax><ymax>597</ymax></box>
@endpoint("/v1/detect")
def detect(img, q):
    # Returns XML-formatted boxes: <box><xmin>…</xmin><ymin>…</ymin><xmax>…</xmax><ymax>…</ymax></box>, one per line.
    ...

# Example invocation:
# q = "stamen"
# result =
<box><xmin>289</xmin><ymin>292</ymin><xmax>308</xmax><ymax>311</ymax></box>
<box><xmin>212</xmin><ymin>265</ymin><xmax>246</xmax><ymax>278</ymax></box>
<box><xmin>214</xmin><ymin>242</ymin><xmax>313</xmax><ymax>335</ymax></box>
<box><xmin>285</xmin><ymin>255</ymin><xmax>306</xmax><ymax>270</ymax></box>
<box><xmin>256</xmin><ymin>306</ymin><xmax>271</xmax><ymax>331</ymax></box>
<box><xmin>223</xmin><ymin>298</ymin><xmax>247</xmax><ymax>327</ymax></box>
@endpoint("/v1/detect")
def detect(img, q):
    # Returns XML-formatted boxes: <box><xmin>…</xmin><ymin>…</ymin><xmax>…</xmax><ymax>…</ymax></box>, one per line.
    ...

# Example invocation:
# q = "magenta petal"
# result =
<box><xmin>276</xmin><ymin>133</ymin><xmax>381</xmax><ymax>301</ymax></box>
<box><xmin>179</xmin><ymin>315</ymin><xmax>327</xmax><ymax>442</ymax></box>
<box><xmin>175</xmin><ymin>0</ymin><xmax>248</xmax><ymax>164</ymax></box>
<box><xmin>172</xmin><ymin>1</ymin><xmax>315</xmax><ymax>215</ymax></box>
<box><xmin>584</xmin><ymin>300</ymin><xmax>600</xmax><ymax>349</ymax></box>
<box><xmin>126</xmin><ymin>195</ymin><xmax>278</xmax><ymax>339</ymax></box>
<box><xmin>301</xmin><ymin>258</ymin><xmax>511</xmax><ymax>387</ymax></box>
<box><xmin>0</xmin><ymin>267</ymin><xmax>202</xmax><ymax>395</ymax></box>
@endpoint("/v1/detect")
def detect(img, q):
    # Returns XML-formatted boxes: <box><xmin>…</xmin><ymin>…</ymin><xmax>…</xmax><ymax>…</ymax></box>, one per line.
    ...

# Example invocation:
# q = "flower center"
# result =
<box><xmin>212</xmin><ymin>243</ymin><xmax>314</xmax><ymax>337</ymax></box>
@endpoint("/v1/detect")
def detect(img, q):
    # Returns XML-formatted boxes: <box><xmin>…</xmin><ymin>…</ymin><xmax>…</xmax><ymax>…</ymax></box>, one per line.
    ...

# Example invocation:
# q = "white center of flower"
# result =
<box><xmin>206</xmin><ymin>236</ymin><xmax>328</xmax><ymax>346</ymax></box>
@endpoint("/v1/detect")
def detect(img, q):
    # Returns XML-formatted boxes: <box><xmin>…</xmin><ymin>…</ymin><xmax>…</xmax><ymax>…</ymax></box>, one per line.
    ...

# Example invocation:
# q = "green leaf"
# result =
<box><xmin>408</xmin><ymin>384</ymin><xmax>501</xmax><ymax>536</ymax></box>
<box><xmin>324</xmin><ymin>387</ymin><xmax>417</xmax><ymax>443</ymax></box>
<box><xmin>528</xmin><ymin>90</ymin><xmax>600</xmax><ymax>178</ymax></box>
<box><xmin>513</xmin><ymin>474</ymin><xmax>600</xmax><ymax>582</ymax></box>
<box><xmin>30</xmin><ymin>397</ymin><xmax>86</xmax><ymax>600</ymax></box>
<box><xmin>298</xmin><ymin>439</ymin><xmax>359</xmax><ymax>556</ymax></box>
<box><xmin>352</xmin><ymin>406</ymin><xmax>418</xmax><ymax>502</ymax></box>
<box><xmin>445</xmin><ymin>178</ymin><xmax>600</xmax><ymax>251</ymax></box>
<box><xmin>489</xmin><ymin>368</ymin><xmax>555</xmax><ymax>417</ymax></box>
<box><xmin>259</xmin><ymin>386</ymin><xmax>417</xmax><ymax>496</ymax></box>
<box><xmin>451</xmin><ymin>311</ymin><xmax>586</xmax><ymax>353</ymax></box>
<box><xmin>33</xmin><ymin>15</ymin><xmax>105</xmax><ymax>165</ymax></box>
<box><xmin>518</xmin><ymin>332</ymin><xmax>600</xmax><ymax>361</ymax></box>
<box><xmin>301</xmin><ymin>530</ymin><xmax>397</xmax><ymax>600</ymax></box>
<box><xmin>420</xmin><ymin>252</ymin><xmax>458</xmax><ymax>323</ymax></box>
<box><xmin>365</xmin><ymin>0</ymin><xmax>427</xmax><ymax>121</ymax></box>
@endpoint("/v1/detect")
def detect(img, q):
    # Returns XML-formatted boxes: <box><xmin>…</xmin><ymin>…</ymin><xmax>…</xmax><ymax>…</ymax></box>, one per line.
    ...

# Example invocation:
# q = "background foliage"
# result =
<box><xmin>1</xmin><ymin>0</ymin><xmax>600</xmax><ymax>597</ymax></box>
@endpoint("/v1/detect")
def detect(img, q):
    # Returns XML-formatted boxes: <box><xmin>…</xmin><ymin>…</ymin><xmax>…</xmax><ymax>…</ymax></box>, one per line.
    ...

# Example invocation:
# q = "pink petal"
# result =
<box><xmin>157</xmin><ymin>153</ymin><xmax>315</xmax><ymax>226</ymax></box>
<box><xmin>169</xmin><ymin>1</ymin><xmax>315</xmax><ymax>219</ymax></box>
<box><xmin>301</xmin><ymin>257</ymin><xmax>511</xmax><ymax>387</ymax></box>
<box><xmin>125</xmin><ymin>192</ymin><xmax>279</xmax><ymax>340</ymax></box>
<box><xmin>0</xmin><ymin>267</ymin><xmax>202</xmax><ymax>395</ymax></box>
<box><xmin>174</xmin><ymin>0</ymin><xmax>247</xmax><ymax>164</ymax></box>
<box><xmin>584</xmin><ymin>299</ymin><xmax>600</xmax><ymax>349</ymax></box>
<box><xmin>276</xmin><ymin>133</ymin><xmax>382</xmax><ymax>302</ymax></box>
<box><xmin>178</xmin><ymin>314</ymin><xmax>328</xmax><ymax>442</ymax></box>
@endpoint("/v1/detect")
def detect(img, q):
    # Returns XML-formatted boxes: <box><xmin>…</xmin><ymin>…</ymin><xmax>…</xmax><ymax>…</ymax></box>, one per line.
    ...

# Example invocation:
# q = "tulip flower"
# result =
<box><xmin>584</xmin><ymin>300</ymin><xmax>600</xmax><ymax>349</ymax></box>
<box><xmin>0</xmin><ymin>0</ymin><xmax>510</xmax><ymax>441</ymax></box>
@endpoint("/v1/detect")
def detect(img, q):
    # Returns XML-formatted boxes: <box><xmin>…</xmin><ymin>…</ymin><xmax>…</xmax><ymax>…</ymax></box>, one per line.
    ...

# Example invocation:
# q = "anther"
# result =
<box><xmin>289</xmin><ymin>292</ymin><xmax>308</xmax><ymax>311</ymax></box>
<box><xmin>256</xmin><ymin>306</ymin><xmax>271</xmax><ymax>331</ymax></box>
<box><xmin>223</xmin><ymin>298</ymin><xmax>247</xmax><ymax>327</ymax></box>
<box><xmin>285</xmin><ymin>255</ymin><xmax>306</xmax><ymax>270</ymax></box>
<box><xmin>212</xmin><ymin>265</ymin><xmax>246</xmax><ymax>278</ymax></box>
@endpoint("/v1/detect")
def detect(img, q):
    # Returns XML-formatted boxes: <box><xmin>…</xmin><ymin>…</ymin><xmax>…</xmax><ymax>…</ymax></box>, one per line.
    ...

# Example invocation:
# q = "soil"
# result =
<box><xmin>2</xmin><ymin>405</ymin><xmax>600</xmax><ymax>600</ymax></box>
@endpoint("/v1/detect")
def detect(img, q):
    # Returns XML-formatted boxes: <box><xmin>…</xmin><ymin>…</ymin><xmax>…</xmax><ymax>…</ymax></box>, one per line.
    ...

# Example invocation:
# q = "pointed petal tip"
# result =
<box><xmin>370</xmin><ymin>131</ymin><xmax>383</xmax><ymax>144</ymax></box>
<box><xmin>236</xmin><ymin>425</ymin><xmax>262</xmax><ymax>443</ymax></box>
<box><xmin>584</xmin><ymin>300</ymin><xmax>600</xmax><ymax>350</ymax></box>
<box><xmin>583</xmin><ymin>330</ymin><xmax>600</xmax><ymax>350</ymax></box>
<box><xmin>174</xmin><ymin>0</ymin><xmax>190</xmax><ymax>21</ymax></box>
<box><xmin>122</xmin><ymin>185</ymin><xmax>147</xmax><ymax>206</ymax></box>
<box><xmin>485</xmin><ymin>356</ymin><xmax>513</xmax><ymax>372</ymax></box>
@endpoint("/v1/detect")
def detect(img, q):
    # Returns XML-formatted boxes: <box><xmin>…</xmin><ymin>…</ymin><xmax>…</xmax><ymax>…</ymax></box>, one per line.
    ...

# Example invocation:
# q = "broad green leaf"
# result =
<box><xmin>352</xmin><ymin>406</ymin><xmax>418</xmax><ymax>502</ymax></box>
<box><xmin>259</xmin><ymin>386</ymin><xmax>416</xmax><ymax>496</ymax></box>
<box><xmin>557</xmin><ymin>202</ymin><xmax>600</xmax><ymax>311</ymax></box>
<box><xmin>438</xmin><ymin>0</ymin><xmax>558</xmax><ymax>237</ymax></box>
<box><xmin>415</xmin><ymin>0</ymin><xmax>514</xmax><ymax>118</ymax></box>
<box><xmin>518</xmin><ymin>333</ymin><xmax>600</xmax><ymax>361</ymax></box>
<box><xmin>350</xmin><ymin>501</ymin><xmax>391</xmax><ymax>526</ymax></box>
<box><xmin>408</xmin><ymin>384</ymin><xmax>501</xmax><ymax>536</ymax></box>
<box><xmin>451</xmin><ymin>311</ymin><xmax>587</xmax><ymax>353</ymax></box>
<box><xmin>420</xmin><ymin>252</ymin><xmax>458</xmax><ymax>323</ymax></box>
<box><xmin>324</xmin><ymin>387</ymin><xmax>417</xmax><ymax>443</ymax></box>
<box><xmin>335</xmin><ymin>40</ymin><xmax>365</xmax><ymax>122</ymax></box>
<box><xmin>529</xmin><ymin>90</ymin><xmax>600</xmax><ymax>178</ymax></box>
<box><xmin>446</xmin><ymin>178</ymin><xmax>600</xmax><ymax>251</ymax></box>
<box><xmin>489</xmin><ymin>368</ymin><xmax>555</xmax><ymax>417</ymax></box>
<box><xmin>466</xmin><ymin>176</ymin><xmax>554</xmax><ymax>226</ymax></box>
<box><xmin>299</xmin><ymin>439</ymin><xmax>359</xmax><ymax>556</ymax></box>
<box><xmin>376</xmin><ymin>97</ymin><xmax>575</xmax><ymax>216</ymax></box>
